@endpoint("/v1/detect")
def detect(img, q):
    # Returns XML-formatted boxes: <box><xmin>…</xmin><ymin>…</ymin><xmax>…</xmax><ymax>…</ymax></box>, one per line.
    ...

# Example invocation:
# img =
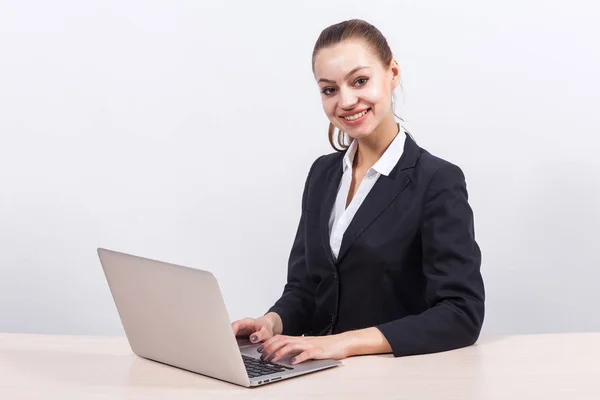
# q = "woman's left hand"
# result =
<box><xmin>257</xmin><ymin>334</ymin><xmax>350</xmax><ymax>365</ymax></box>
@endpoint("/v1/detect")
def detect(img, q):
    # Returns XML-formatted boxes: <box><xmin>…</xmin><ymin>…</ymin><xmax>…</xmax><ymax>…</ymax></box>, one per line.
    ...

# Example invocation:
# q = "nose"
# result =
<box><xmin>338</xmin><ymin>87</ymin><xmax>358</xmax><ymax>111</ymax></box>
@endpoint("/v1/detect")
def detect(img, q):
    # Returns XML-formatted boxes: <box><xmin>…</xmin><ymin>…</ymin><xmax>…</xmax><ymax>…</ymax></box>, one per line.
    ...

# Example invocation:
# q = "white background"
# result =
<box><xmin>1</xmin><ymin>0</ymin><xmax>599</xmax><ymax>337</ymax></box>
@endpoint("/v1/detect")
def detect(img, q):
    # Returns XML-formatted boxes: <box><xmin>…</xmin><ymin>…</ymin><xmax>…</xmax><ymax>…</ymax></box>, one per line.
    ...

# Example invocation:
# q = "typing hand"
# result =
<box><xmin>231</xmin><ymin>313</ymin><xmax>281</xmax><ymax>344</ymax></box>
<box><xmin>257</xmin><ymin>334</ymin><xmax>350</xmax><ymax>365</ymax></box>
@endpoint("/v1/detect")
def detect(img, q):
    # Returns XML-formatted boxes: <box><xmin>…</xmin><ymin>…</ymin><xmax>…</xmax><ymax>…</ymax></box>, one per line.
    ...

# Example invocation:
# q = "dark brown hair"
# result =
<box><xmin>312</xmin><ymin>19</ymin><xmax>395</xmax><ymax>152</ymax></box>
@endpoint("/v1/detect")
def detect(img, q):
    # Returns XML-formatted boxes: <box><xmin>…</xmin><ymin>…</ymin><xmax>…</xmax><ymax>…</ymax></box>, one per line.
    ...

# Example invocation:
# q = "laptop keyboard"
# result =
<box><xmin>242</xmin><ymin>354</ymin><xmax>294</xmax><ymax>378</ymax></box>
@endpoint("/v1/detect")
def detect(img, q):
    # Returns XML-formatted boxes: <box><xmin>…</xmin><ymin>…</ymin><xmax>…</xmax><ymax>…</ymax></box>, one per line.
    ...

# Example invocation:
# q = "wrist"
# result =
<box><xmin>262</xmin><ymin>312</ymin><xmax>283</xmax><ymax>335</ymax></box>
<box><xmin>338</xmin><ymin>327</ymin><xmax>392</xmax><ymax>357</ymax></box>
<box><xmin>338</xmin><ymin>330</ymin><xmax>359</xmax><ymax>358</ymax></box>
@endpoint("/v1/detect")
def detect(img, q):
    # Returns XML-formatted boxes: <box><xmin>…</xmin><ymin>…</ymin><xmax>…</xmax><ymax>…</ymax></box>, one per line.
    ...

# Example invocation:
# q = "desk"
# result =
<box><xmin>1</xmin><ymin>332</ymin><xmax>599</xmax><ymax>399</ymax></box>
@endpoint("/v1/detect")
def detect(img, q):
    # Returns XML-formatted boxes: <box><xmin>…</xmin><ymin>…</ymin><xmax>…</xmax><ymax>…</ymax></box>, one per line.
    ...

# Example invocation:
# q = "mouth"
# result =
<box><xmin>339</xmin><ymin>108</ymin><xmax>371</xmax><ymax>125</ymax></box>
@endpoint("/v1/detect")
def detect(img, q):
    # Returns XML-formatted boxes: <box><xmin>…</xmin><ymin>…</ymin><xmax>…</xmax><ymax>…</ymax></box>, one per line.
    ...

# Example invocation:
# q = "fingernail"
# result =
<box><xmin>268</xmin><ymin>355</ymin><xmax>275</xmax><ymax>362</ymax></box>
<box><xmin>290</xmin><ymin>357</ymin><xmax>296</xmax><ymax>364</ymax></box>
<box><xmin>257</xmin><ymin>346</ymin><xmax>264</xmax><ymax>353</ymax></box>
<box><xmin>250</xmin><ymin>335</ymin><xmax>258</xmax><ymax>342</ymax></box>
<box><xmin>260</xmin><ymin>354</ymin><xmax>266</xmax><ymax>361</ymax></box>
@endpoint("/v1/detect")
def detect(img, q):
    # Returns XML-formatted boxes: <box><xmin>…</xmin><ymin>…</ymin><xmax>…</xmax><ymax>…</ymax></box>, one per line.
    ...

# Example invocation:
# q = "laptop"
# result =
<box><xmin>97</xmin><ymin>248</ymin><xmax>341</xmax><ymax>387</ymax></box>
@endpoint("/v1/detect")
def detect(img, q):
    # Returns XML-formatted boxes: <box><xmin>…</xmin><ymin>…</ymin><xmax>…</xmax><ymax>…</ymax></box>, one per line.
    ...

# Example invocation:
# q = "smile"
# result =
<box><xmin>342</xmin><ymin>109</ymin><xmax>370</xmax><ymax>121</ymax></box>
<box><xmin>340</xmin><ymin>108</ymin><xmax>371</xmax><ymax>126</ymax></box>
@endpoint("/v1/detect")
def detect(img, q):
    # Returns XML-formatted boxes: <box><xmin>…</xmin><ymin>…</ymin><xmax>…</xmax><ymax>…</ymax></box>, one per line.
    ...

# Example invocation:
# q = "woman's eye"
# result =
<box><xmin>354</xmin><ymin>77</ymin><xmax>368</xmax><ymax>86</ymax></box>
<box><xmin>322</xmin><ymin>87</ymin><xmax>336</xmax><ymax>96</ymax></box>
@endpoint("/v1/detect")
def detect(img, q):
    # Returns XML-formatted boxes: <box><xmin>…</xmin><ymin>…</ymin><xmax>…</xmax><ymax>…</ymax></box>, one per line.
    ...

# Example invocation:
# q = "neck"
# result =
<box><xmin>354</xmin><ymin>114</ymin><xmax>400</xmax><ymax>170</ymax></box>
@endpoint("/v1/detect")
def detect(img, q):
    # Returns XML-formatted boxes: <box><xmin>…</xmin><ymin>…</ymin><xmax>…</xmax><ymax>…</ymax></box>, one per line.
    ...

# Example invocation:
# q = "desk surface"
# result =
<box><xmin>1</xmin><ymin>332</ymin><xmax>599</xmax><ymax>399</ymax></box>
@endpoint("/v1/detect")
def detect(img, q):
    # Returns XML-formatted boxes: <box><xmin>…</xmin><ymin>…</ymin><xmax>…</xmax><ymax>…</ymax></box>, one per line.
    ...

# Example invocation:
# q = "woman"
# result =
<box><xmin>232</xmin><ymin>19</ymin><xmax>485</xmax><ymax>365</ymax></box>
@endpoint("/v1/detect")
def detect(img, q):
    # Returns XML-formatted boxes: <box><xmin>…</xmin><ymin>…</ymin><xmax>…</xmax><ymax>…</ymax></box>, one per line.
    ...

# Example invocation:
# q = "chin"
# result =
<box><xmin>343</xmin><ymin>124</ymin><xmax>375</xmax><ymax>140</ymax></box>
<box><xmin>346</xmin><ymin>131</ymin><xmax>371</xmax><ymax>141</ymax></box>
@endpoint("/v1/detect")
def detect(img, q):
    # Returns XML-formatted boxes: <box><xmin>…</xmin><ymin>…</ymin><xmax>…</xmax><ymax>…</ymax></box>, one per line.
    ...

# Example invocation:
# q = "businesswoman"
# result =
<box><xmin>232</xmin><ymin>19</ymin><xmax>485</xmax><ymax>364</ymax></box>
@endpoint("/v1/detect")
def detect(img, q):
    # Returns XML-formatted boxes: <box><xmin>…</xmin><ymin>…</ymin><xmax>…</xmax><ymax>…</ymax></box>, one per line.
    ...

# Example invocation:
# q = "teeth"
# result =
<box><xmin>343</xmin><ymin>109</ymin><xmax>369</xmax><ymax>121</ymax></box>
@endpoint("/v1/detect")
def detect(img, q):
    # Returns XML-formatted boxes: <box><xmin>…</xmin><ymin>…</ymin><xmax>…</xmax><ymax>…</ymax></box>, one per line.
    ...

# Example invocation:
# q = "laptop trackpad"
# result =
<box><xmin>236</xmin><ymin>337</ymin><xmax>256</xmax><ymax>348</ymax></box>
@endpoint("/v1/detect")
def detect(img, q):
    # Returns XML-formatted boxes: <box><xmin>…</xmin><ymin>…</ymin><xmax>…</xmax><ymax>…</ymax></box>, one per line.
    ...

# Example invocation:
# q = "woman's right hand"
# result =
<box><xmin>231</xmin><ymin>312</ymin><xmax>282</xmax><ymax>344</ymax></box>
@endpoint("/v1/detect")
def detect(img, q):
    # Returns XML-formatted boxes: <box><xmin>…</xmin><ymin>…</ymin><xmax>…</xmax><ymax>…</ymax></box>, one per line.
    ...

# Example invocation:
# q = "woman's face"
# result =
<box><xmin>313</xmin><ymin>40</ymin><xmax>399</xmax><ymax>140</ymax></box>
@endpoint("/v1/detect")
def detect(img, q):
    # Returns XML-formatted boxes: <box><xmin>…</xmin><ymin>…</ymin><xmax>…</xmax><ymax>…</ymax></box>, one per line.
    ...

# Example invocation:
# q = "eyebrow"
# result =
<box><xmin>318</xmin><ymin>66</ymin><xmax>370</xmax><ymax>84</ymax></box>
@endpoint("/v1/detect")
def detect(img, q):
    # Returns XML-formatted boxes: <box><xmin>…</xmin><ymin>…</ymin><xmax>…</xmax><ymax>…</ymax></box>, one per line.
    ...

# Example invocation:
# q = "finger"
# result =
<box><xmin>289</xmin><ymin>348</ymin><xmax>317</xmax><ymax>365</ymax></box>
<box><xmin>261</xmin><ymin>335</ymin><xmax>291</xmax><ymax>362</ymax></box>
<box><xmin>250</xmin><ymin>325</ymin><xmax>270</xmax><ymax>344</ymax></box>
<box><xmin>231</xmin><ymin>321</ymin><xmax>242</xmax><ymax>336</ymax></box>
<box><xmin>232</xmin><ymin>318</ymin><xmax>257</xmax><ymax>337</ymax></box>
<box><xmin>271</xmin><ymin>343</ymin><xmax>306</xmax><ymax>363</ymax></box>
<box><xmin>260</xmin><ymin>335</ymin><xmax>284</xmax><ymax>360</ymax></box>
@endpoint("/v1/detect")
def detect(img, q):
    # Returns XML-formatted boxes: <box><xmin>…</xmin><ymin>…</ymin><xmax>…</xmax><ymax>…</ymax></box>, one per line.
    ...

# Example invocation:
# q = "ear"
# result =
<box><xmin>390</xmin><ymin>58</ymin><xmax>401</xmax><ymax>89</ymax></box>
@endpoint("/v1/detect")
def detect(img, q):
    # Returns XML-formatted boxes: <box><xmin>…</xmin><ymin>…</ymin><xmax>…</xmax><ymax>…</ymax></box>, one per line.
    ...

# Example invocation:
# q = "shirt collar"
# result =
<box><xmin>342</xmin><ymin>138</ymin><xmax>358</xmax><ymax>172</ymax></box>
<box><xmin>342</xmin><ymin>123</ymin><xmax>405</xmax><ymax>177</ymax></box>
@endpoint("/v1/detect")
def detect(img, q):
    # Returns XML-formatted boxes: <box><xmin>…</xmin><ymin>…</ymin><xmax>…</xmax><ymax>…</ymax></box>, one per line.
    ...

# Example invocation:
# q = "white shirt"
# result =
<box><xmin>328</xmin><ymin>124</ymin><xmax>406</xmax><ymax>260</ymax></box>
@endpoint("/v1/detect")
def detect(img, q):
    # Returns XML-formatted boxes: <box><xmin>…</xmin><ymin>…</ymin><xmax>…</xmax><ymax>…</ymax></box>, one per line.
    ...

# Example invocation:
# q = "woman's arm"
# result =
<box><xmin>375</xmin><ymin>162</ymin><xmax>485</xmax><ymax>356</ymax></box>
<box><xmin>342</xmin><ymin>327</ymin><xmax>392</xmax><ymax>356</ymax></box>
<box><xmin>258</xmin><ymin>327</ymin><xmax>392</xmax><ymax>364</ymax></box>
<box><xmin>266</xmin><ymin>156</ymin><xmax>324</xmax><ymax>336</ymax></box>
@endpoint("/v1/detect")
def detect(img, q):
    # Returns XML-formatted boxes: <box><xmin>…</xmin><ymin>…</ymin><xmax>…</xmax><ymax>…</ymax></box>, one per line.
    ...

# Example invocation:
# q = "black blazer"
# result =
<box><xmin>268</xmin><ymin>132</ymin><xmax>485</xmax><ymax>357</ymax></box>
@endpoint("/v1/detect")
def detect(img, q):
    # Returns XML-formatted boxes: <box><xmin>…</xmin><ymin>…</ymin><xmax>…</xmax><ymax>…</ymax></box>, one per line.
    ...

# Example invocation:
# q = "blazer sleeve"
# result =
<box><xmin>376</xmin><ymin>163</ymin><xmax>485</xmax><ymax>356</ymax></box>
<box><xmin>267</xmin><ymin>156</ymin><xmax>322</xmax><ymax>336</ymax></box>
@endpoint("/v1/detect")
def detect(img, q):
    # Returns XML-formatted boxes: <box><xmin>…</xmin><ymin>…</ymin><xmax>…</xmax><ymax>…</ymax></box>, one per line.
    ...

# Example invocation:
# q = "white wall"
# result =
<box><xmin>1</xmin><ymin>0</ymin><xmax>599</xmax><ymax>337</ymax></box>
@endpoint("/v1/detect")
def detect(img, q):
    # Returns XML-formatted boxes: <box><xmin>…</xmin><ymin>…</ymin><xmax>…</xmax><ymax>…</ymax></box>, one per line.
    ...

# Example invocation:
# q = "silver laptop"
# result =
<box><xmin>97</xmin><ymin>248</ymin><xmax>341</xmax><ymax>387</ymax></box>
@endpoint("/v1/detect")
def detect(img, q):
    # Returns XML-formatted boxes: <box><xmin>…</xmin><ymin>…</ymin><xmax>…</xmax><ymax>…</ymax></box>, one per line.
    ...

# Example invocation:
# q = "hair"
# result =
<box><xmin>312</xmin><ymin>19</ymin><xmax>402</xmax><ymax>152</ymax></box>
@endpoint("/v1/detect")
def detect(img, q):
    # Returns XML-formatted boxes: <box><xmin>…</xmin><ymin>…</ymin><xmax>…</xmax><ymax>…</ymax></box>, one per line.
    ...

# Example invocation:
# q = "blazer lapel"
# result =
<box><xmin>335</xmin><ymin>132</ymin><xmax>421</xmax><ymax>264</ymax></box>
<box><xmin>320</xmin><ymin>158</ymin><xmax>343</xmax><ymax>268</ymax></box>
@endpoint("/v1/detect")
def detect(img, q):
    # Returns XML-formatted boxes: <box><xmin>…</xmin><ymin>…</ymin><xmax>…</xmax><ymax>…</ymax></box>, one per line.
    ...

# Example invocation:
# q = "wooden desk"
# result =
<box><xmin>1</xmin><ymin>332</ymin><xmax>599</xmax><ymax>399</ymax></box>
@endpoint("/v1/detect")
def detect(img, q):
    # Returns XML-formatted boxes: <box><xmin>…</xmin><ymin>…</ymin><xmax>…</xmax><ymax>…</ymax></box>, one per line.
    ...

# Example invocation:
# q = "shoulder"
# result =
<box><xmin>413</xmin><ymin>144</ymin><xmax>469</xmax><ymax>203</ymax></box>
<box><xmin>306</xmin><ymin>136</ymin><xmax>467</xmax><ymax>186</ymax></box>
<box><xmin>306</xmin><ymin>151</ymin><xmax>344</xmax><ymax>178</ymax></box>
<box><xmin>314</xmin><ymin>151</ymin><xmax>344</xmax><ymax>170</ymax></box>
<box><xmin>417</xmin><ymin>148</ymin><xmax>466</xmax><ymax>183</ymax></box>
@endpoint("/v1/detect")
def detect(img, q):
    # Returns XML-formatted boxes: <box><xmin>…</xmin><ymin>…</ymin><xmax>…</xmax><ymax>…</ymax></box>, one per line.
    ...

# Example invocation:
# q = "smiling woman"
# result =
<box><xmin>312</xmin><ymin>26</ymin><xmax>400</xmax><ymax>150</ymax></box>
<box><xmin>232</xmin><ymin>19</ymin><xmax>485</xmax><ymax>366</ymax></box>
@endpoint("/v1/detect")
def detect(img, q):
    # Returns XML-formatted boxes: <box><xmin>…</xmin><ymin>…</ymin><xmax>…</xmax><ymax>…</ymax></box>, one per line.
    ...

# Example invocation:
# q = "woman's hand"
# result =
<box><xmin>257</xmin><ymin>328</ymin><xmax>392</xmax><ymax>364</ymax></box>
<box><xmin>257</xmin><ymin>334</ymin><xmax>351</xmax><ymax>364</ymax></box>
<box><xmin>231</xmin><ymin>312</ymin><xmax>283</xmax><ymax>344</ymax></box>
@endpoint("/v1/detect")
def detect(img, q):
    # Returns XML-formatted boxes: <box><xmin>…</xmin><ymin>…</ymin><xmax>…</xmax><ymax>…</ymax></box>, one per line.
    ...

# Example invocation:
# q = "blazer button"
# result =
<box><xmin>333</xmin><ymin>272</ymin><xmax>338</xmax><ymax>280</ymax></box>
